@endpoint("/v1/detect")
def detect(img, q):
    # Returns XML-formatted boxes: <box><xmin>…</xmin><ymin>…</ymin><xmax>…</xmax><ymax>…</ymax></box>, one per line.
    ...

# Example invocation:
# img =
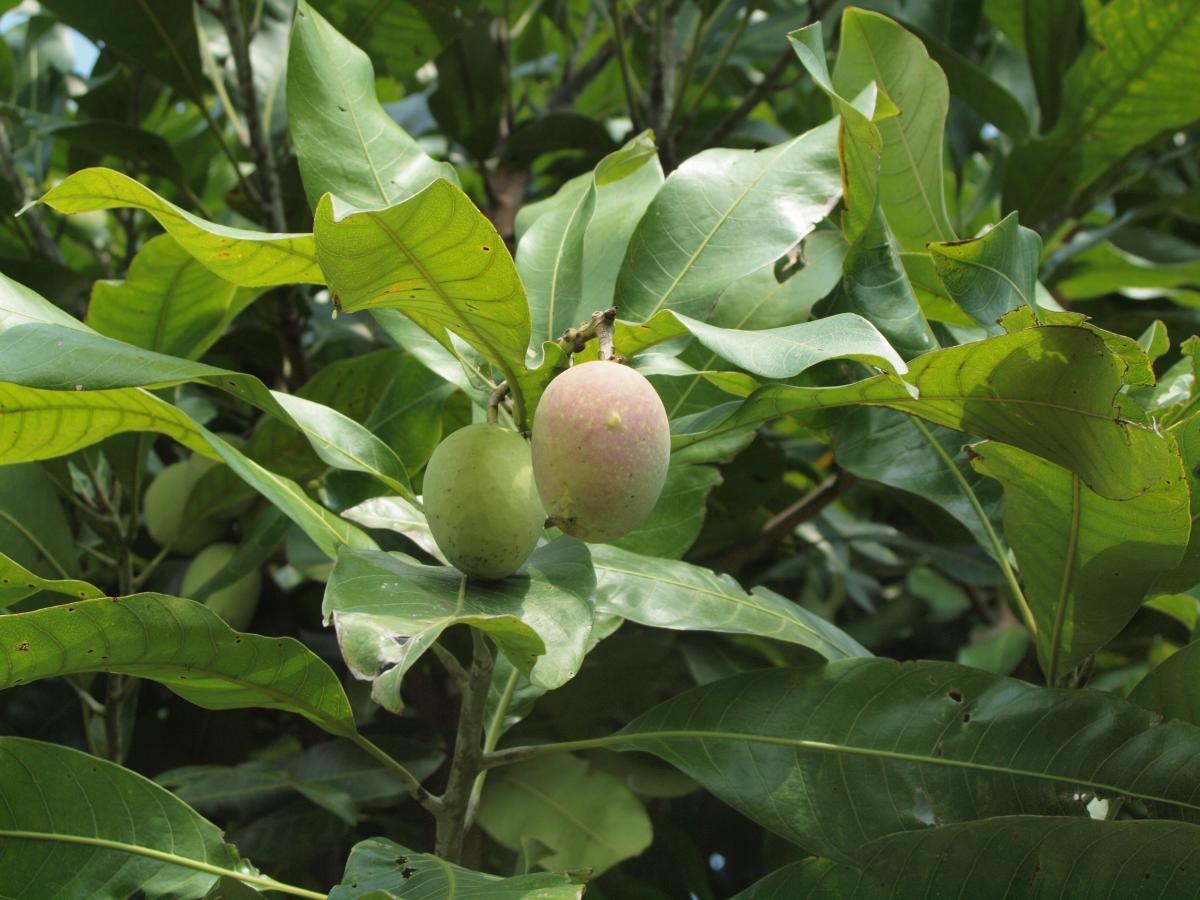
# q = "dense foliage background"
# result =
<box><xmin>1</xmin><ymin>0</ymin><xmax>1199</xmax><ymax>896</ymax></box>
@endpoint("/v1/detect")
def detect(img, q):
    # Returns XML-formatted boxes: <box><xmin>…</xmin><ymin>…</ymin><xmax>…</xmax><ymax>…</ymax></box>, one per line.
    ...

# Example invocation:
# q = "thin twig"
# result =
<box><xmin>716</xmin><ymin>470</ymin><xmax>856</xmax><ymax>571</ymax></box>
<box><xmin>607</xmin><ymin>0</ymin><xmax>643</xmax><ymax>129</ymax></box>
<box><xmin>700</xmin><ymin>47</ymin><xmax>793</xmax><ymax>148</ymax></box>
<box><xmin>675</xmin><ymin>0</ymin><xmax>756</xmax><ymax>142</ymax></box>
<box><xmin>556</xmin><ymin>306</ymin><xmax>619</xmax><ymax>355</ymax></box>
<box><xmin>350</xmin><ymin>733</ymin><xmax>443</xmax><ymax>816</ymax></box>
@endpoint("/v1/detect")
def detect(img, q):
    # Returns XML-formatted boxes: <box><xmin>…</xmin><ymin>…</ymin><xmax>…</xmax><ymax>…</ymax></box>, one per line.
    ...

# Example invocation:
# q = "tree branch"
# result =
<box><xmin>700</xmin><ymin>46</ymin><xmax>793</xmax><ymax>148</ymax></box>
<box><xmin>434</xmin><ymin>628</ymin><xmax>495</xmax><ymax>862</ymax></box>
<box><xmin>716</xmin><ymin>469</ymin><xmax>857</xmax><ymax>572</ymax></box>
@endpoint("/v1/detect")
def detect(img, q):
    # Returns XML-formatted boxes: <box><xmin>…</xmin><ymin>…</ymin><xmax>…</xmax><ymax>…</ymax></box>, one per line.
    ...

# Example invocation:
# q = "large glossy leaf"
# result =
<box><xmin>613</xmin><ymin>118</ymin><xmax>841</xmax><ymax>322</ymax></box>
<box><xmin>929</xmin><ymin>212</ymin><xmax>1041</xmax><ymax>332</ymax></box>
<box><xmin>323</xmin><ymin>539</ymin><xmax>596</xmax><ymax>712</ymax></box>
<box><xmin>1054</xmin><ymin>241</ymin><xmax>1200</xmax><ymax>302</ymax></box>
<box><xmin>87</xmin><ymin>235</ymin><xmax>249</xmax><ymax>359</ymax></box>
<box><xmin>1004</xmin><ymin>0</ymin><xmax>1200</xmax><ymax>225</ymax></box>
<box><xmin>662</xmin><ymin>231</ymin><xmax>848</xmax><ymax>419</ymax></box>
<box><xmin>313</xmin><ymin>182</ymin><xmax>531</xmax><ymax>418</ymax></box>
<box><xmin>288</xmin><ymin>0</ymin><xmax>456</xmax><ymax>210</ymax></box>
<box><xmin>38</xmin><ymin>168</ymin><xmax>323</xmax><ymax>286</ymax></box>
<box><xmin>1158</xmin><ymin>414</ymin><xmax>1200</xmax><ymax>591</ymax></box>
<box><xmin>478</xmin><ymin>753</ymin><xmax>653</xmax><ymax>876</ymax></box>
<box><xmin>841</xmin><ymin>203</ymin><xmax>937</xmax><ymax>358</ymax></box>
<box><xmin>518</xmin><ymin>132</ymin><xmax>660</xmax><ymax>349</ymax></box>
<box><xmin>0</xmin><ymin>593</ymin><xmax>358</xmax><ymax>737</ymax></box>
<box><xmin>329</xmin><ymin>837</ymin><xmax>583</xmax><ymax>899</ymax></box>
<box><xmin>0</xmin><ymin>549</ymin><xmax>103</xmax><ymax>607</ymax></box>
<box><xmin>591</xmin><ymin>545</ymin><xmax>868</xmax><ymax>660</ymax></box>
<box><xmin>789</xmin><ymin>25</ymin><xmax>896</xmax><ymax>242</ymax></box>
<box><xmin>835</xmin><ymin>408</ymin><xmax>1005</xmax><ymax>564</ymax></box>
<box><xmin>609</xmin><ymin>310</ymin><xmax>906</xmax><ymax>383</ymax></box>
<box><xmin>832</xmin><ymin>8</ymin><xmax>955</xmax><ymax>251</ymax></box>
<box><xmin>0</xmin><ymin>737</ymin><xmax>260</xmax><ymax>899</ymax></box>
<box><xmin>39</xmin><ymin>0</ymin><xmax>204</xmax><ymax>101</ymax></box>
<box><xmin>0</xmin><ymin>275</ymin><xmax>412</xmax><ymax>498</ymax></box>
<box><xmin>732</xmin><ymin>818</ymin><xmax>1200</xmax><ymax>898</ymax></box>
<box><xmin>605</xmin><ymin>659</ymin><xmax>1200</xmax><ymax>863</ymax></box>
<box><xmin>972</xmin><ymin>440</ymin><xmax>1190</xmax><ymax>682</ymax></box>
<box><xmin>672</xmin><ymin>325</ymin><xmax>1173</xmax><ymax>502</ymax></box>
<box><xmin>0</xmin><ymin>385</ymin><xmax>372</xmax><ymax>558</ymax></box>
<box><xmin>1129</xmin><ymin>639</ymin><xmax>1200</xmax><ymax>726</ymax></box>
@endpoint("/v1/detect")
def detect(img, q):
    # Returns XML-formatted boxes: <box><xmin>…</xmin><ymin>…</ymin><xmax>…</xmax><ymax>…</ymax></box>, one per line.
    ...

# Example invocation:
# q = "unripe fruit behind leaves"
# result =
<box><xmin>532</xmin><ymin>361</ymin><xmax>670</xmax><ymax>542</ymax></box>
<box><xmin>423</xmin><ymin>423</ymin><xmax>545</xmax><ymax>579</ymax></box>
<box><xmin>180</xmin><ymin>542</ymin><xmax>261</xmax><ymax>631</ymax></box>
<box><xmin>144</xmin><ymin>462</ymin><xmax>224</xmax><ymax>553</ymax></box>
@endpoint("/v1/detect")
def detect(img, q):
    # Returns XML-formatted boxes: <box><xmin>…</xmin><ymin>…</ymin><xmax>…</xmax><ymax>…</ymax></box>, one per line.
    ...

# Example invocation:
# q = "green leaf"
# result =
<box><xmin>1054</xmin><ymin>241</ymin><xmax>1200</xmax><ymax>302</ymax></box>
<box><xmin>288</xmin><ymin>0</ymin><xmax>457</xmax><ymax>210</ymax></box>
<box><xmin>672</xmin><ymin>325</ymin><xmax>1173</xmax><ymax>502</ymax></box>
<box><xmin>478</xmin><ymin>753</ymin><xmax>653</xmax><ymax>876</ymax></box>
<box><xmin>0</xmin><ymin>593</ymin><xmax>359</xmax><ymax>737</ymax></box>
<box><xmin>1129</xmin><ymin>638</ymin><xmax>1200</xmax><ymax>726</ymax></box>
<box><xmin>0</xmin><ymin>462</ymin><xmax>78</xmax><ymax>580</ymax></box>
<box><xmin>835</xmin><ymin>408</ymin><xmax>1006</xmax><ymax>564</ymax></box>
<box><xmin>1004</xmin><ymin>0</ymin><xmax>1200</xmax><ymax>226</ymax></box>
<box><xmin>48</xmin><ymin>121</ymin><xmax>185</xmax><ymax>185</ymax></box>
<box><xmin>323</xmin><ymin>539</ymin><xmax>596</xmax><ymax>712</ymax></box>
<box><xmin>929</xmin><ymin>212</ymin><xmax>1041</xmax><ymax>332</ymax></box>
<box><xmin>841</xmin><ymin>203</ymin><xmax>937</xmax><ymax>358</ymax></box>
<box><xmin>613</xmin><ymin>118</ymin><xmax>841</xmax><ymax>322</ymax></box>
<box><xmin>518</xmin><ymin>132</ymin><xmax>660</xmax><ymax>349</ymax></box>
<box><xmin>731</xmin><ymin>818</ymin><xmax>1200</xmax><ymax>897</ymax></box>
<box><xmin>189</xmin><ymin>350</ymin><xmax>446</xmax><ymax>520</ymax></box>
<box><xmin>0</xmin><ymin>275</ymin><xmax>412</xmax><ymax>499</ymax></box>
<box><xmin>87</xmin><ymin>234</ymin><xmax>249</xmax><ymax>359</ymax></box>
<box><xmin>329</xmin><ymin>837</ymin><xmax>584</xmax><ymax>899</ymax></box>
<box><xmin>340</xmin><ymin>494</ymin><xmax>443</xmax><ymax>561</ymax></box>
<box><xmin>591</xmin><ymin>545</ymin><xmax>869</xmax><ymax>660</ymax></box>
<box><xmin>38</xmin><ymin>168</ymin><xmax>323</xmax><ymax>286</ymax></box>
<box><xmin>0</xmin><ymin>385</ymin><xmax>371</xmax><ymax>558</ymax></box>
<box><xmin>0</xmin><ymin>549</ymin><xmax>103</xmax><ymax>607</ymax></box>
<box><xmin>789</xmin><ymin>24</ymin><xmax>897</xmax><ymax>242</ymax></box>
<box><xmin>313</xmin><ymin>182</ymin><xmax>531</xmax><ymax>420</ymax></box>
<box><xmin>39</xmin><ymin>0</ymin><xmax>205</xmax><ymax>101</ymax></box>
<box><xmin>832</xmin><ymin>8</ymin><xmax>955</xmax><ymax>251</ymax></box>
<box><xmin>0</xmin><ymin>737</ymin><xmax>262</xmax><ymax>899</ymax></box>
<box><xmin>313</xmin><ymin>0</ymin><xmax>478</xmax><ymax>83</ymax></box>
<box><xmin>971</xmin><ymin>440</ymin><xmax>1190</xmax><ymax>682</ymax></box>
<box><xmin>612</xmin><ymin>461</ymin><xmax>722</xmax><ymax>559</ymax></box>
<box><xmin>1157</xmin><ymin>415</ymin><xmax>1200</xmax><ymax>591</ymax></box>
<box><xmin>608</xmin><ymin>659</ymin><xmax>1200</xmax><ymax>863</ymax></box>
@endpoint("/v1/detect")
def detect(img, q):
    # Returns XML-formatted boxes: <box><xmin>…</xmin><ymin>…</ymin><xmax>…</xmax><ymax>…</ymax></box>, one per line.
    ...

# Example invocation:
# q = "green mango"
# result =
<box><xmin>423</xmin><ymin>423</ymin><xmax>545</xmax><ymax>579</ymax></box>
<box><xmin>180</xmin><ymin>542</ymin><xmax>261</xmax><ymax>631</ymax></box>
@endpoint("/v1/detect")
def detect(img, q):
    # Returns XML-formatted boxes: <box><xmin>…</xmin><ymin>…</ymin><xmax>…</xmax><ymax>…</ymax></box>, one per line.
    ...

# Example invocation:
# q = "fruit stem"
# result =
<box><xmin>486</xmin><ymin>382</ymin><xmax>511</xmax><ymax>425</ymax></box>
<box><xmin>555</xmin><ymin>306</ymin><xmax>619</xmax><ymax>356</ymax></box>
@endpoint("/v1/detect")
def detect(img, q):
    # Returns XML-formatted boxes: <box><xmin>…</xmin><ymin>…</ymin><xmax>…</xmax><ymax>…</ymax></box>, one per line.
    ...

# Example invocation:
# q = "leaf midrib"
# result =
<box><xmin>612</xmin><ymin>728</ymin><xmax>1200</xmax><ymax>815</ymax></box>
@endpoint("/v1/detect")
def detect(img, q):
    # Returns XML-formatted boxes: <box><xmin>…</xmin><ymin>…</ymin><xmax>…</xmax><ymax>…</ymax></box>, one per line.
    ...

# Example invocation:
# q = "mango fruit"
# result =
<box><xmin>423</xmin><ymin>423</ymin><xmax>545</xmax><ymax>579</ymax></box>
<box><xmin>180</xmin><ymin>542</ymin><xmax>261</xmax><ymax>630</ymax></box>
<box><xmin>531</xmin><ymin>361</ymin><xmax>670</xmax><ymax>542</ymax></box>
<box><xmin>143</xmin><ymin>462</ymin><xmax>224</xmax><ymax>553</ymax></box>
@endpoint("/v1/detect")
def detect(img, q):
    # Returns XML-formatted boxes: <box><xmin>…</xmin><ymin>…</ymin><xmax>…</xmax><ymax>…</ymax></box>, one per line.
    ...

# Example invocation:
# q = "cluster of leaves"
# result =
<box><xmin>1</xmin><ymin>0</ymin><xmax>1199</xmax><ymax>897</ymax></box>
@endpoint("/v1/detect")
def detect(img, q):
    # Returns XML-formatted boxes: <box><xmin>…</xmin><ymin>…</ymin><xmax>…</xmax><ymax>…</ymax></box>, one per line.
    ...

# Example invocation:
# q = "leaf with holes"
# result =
<box><xmin>614</xmin><ymin>118</ymin><xmax>841</xmax><ymax>323</ymax></box>
<box><xmin>607</xmin><ymin>659</ymin><xmax>1200</xmax><ymax>863</ymax></box>
<box><xmin>0</xmin><ymin>593</ymin><xmax>359</xmax><ymax>736</ymax></box>
<box><xmin>323</xmin><ymin>539</ymin><xmax>595</xmax><ymax>712</ymax></box>
<box><xmin>0</xmin><ymin>550</ymin><xmax>104</xmax><ymax>608</ymax></box>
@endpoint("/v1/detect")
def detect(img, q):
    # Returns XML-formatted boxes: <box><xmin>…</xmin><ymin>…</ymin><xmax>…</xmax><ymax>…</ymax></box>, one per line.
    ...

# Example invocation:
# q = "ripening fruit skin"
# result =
<box><xmin>143</xmin><ymin>462</ymin><xmax>223</xmax><ymax>553</ymax></box>
<box><xmin>532</xmin><ymin>361</ymin><xmax>670</xmax><ymax>543</ymax></box>
<box><xmin>181</xmin><ymin>542</ymin><xmax>261</xmax><ymax>631</ymax></box>
<box><xmin>423</xmin><ymin>423</ymin><xmax>545</xmax><ymax>579</ymax></box>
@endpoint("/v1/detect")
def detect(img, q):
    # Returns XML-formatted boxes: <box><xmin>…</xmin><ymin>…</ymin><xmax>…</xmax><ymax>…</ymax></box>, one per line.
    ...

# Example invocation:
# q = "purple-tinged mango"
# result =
<box><xmin>532</xmin><ymin>361</ymin><xmax>670</xmax><ymax>542</ymax></box>
<box><xmin>423</xmin><ymin>423</ymin><xmax>545</xmax><ymax>579</ymax></box>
